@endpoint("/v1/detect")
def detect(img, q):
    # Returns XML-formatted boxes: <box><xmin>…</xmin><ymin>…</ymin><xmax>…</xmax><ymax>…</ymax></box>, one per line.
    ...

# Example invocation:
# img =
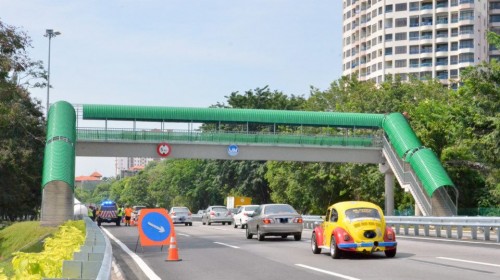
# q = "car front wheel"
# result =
<box><xmin>330</xmin><ymin>236</ymin><xmax>342</xmax><ymax>259</ymax></box>
<box><xmin>311</xmin><ymin>233</ymin><xmax>321</xmax><ymax>254</ymax></box>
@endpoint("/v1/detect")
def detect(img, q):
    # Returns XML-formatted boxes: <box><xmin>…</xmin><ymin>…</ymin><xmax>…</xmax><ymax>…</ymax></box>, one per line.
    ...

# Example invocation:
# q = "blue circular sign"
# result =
<box><xmin>141</xmin><ymin>212</ymin><xmax>171</xmax><ymax>242</ymax></box>
<box><xmin>228</xmin><ymin>144</ymin><xmax>239</xmax><ymax>157</ymax></box>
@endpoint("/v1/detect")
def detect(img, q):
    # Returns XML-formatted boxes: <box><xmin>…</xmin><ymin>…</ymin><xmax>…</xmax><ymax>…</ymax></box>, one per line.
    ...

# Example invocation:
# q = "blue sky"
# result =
<box><xmin>2</xmin><ymin>0</ymin><xmax>344</xmax><ymax>177</ymax></box>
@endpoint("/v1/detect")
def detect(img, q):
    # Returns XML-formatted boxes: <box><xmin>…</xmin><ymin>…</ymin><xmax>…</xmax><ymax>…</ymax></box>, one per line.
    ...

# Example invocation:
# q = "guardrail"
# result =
<box><xmin>385</xmin><ymin>216</ymin><xmax>500</xmax><ymax>243</ymax></box>
<box><xmin>47</xmin><ymin>217</ymin><xmax>112</xmax><ymax>279</ymax></box>
<box><xmin>192</xmin><ymin>215</ymin><xmax>500</xmax><ymax>243</ymax></box>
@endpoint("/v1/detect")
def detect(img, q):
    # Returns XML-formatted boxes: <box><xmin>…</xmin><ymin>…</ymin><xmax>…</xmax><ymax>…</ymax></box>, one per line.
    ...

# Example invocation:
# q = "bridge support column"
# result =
<box><xmin>379</xmin><ymin>163</ymin><xmax>394</xmax><ymax>216</ymax></box>
<box><xmin>384</xmin><ymin>172</ymin><xmax>395</xmax><ymax>216</ymax></box>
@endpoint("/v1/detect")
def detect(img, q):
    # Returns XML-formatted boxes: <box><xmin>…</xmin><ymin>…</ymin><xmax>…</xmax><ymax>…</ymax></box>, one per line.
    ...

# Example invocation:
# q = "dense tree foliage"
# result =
<box><xmin>0</xmin><ymin>21</ymin><xmax>46</xmax><ymax>221</ymax></box>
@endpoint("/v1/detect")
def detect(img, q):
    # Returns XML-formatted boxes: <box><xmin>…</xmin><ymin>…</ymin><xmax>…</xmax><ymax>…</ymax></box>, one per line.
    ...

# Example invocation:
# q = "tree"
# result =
<box><xmin>0</xmin><ymin>20</ymin><xmax>46</xmax><ymax>221</ymax></box>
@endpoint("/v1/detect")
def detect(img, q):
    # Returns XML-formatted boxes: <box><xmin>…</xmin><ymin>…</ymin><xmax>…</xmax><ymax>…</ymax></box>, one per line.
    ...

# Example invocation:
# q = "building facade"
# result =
<box><xmin>341</xmin><ymin>0</ymin><xmax>499</xmax><ymax>86</ymax></box>
<box><xmin>115</xmin><ymin>157</ymin><xmax>155</xmax><ymax>176</ymax></box>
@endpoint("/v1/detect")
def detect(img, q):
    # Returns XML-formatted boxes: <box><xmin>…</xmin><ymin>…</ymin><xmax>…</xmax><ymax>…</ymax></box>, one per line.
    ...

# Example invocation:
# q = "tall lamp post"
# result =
<box><xmin>44</xmin><ymin>29</ymin><xmax>61</xmax><ymax>116</ymax></box>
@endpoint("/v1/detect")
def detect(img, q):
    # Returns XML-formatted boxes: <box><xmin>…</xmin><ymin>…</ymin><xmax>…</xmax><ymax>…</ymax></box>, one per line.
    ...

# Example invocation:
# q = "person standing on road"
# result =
<box><xmin>124</xmin><ymin>205</ymin><xmax>133</xmax><ymax>226</ymax></box>
<box><xmin>88</xmin><ymin>206</ymin><xmax>95</xmax><ymax>221</ymax></box>
<box><xmin>117</xmin><ymin>205</ymin><xmax>124</xmax><ymax>225</ymax></box>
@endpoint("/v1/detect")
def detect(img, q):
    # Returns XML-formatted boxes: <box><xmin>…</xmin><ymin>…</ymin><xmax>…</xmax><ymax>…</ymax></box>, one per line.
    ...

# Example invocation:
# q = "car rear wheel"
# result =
<box><xmin>189</xmin><ymin>222</ymin><xmax>193</xmax><ymax>226</ymax></box>
<box><xmin>228</xmin><ymin>222</ymin><xmax>232</xmax><ymax>226</ymax></box>
<box><xmin>385</xmin><ymin>248</ymin><xmax>396</xmax><ymax>258</ymax></box>
<box><xmin>257</xmin><ymin>227</ymin><xmax>265</xmax><ymax>241</ymax></box>
<box><xmin>294</xmin><ymin>233</ymin><xmax>301</xmax><ymax>241</ymax></box>
<box><xmin>330</xmin><ymin>236</ymin><xmax>342</xmax><ymax>259</ymax></box>
<box><xmin>202</xmin><ymin>220</ymin><xmax>206</xmax><ymax>225</ymax></box>
<box><xmin>311</xmin><ymin>233</ymin><xmax>321</xmax><ymax>254</ymax></box>
<box><xmin>208</xmin><ymin>221</ymin><xmax>211</xmax><ymax>226</ymax></box>
<box><xmin>246</xmin><ymin>227</ymin><xmax>253</xmax><ymax>239</ymax></box>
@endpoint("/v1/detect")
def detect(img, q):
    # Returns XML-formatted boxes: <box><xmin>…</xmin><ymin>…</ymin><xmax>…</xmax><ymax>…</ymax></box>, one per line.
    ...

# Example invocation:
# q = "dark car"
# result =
<box><xmin>96</xmin><ymin>200</ymin><xmax>121</xmax><ymax>227</ymax></box>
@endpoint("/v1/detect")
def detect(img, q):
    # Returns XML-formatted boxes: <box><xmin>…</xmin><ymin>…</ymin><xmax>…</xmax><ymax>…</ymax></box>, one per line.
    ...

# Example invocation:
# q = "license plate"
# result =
<box><xmin>279</xmin><ymin>218</ymin><xmax>288</xmax><ymax>223</ymax></box>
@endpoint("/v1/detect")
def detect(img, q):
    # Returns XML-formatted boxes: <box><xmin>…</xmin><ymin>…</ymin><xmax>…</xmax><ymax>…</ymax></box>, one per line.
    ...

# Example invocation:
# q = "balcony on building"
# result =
<box><xmin>436</xmin><ymin>58</ymin><xmax>449</xmax><ymax>70</ymax></box>
<box><xmin>491</xmin><ymin>2</ymin><xmax>500</xmax><ymax>14</ymax></box>
<box><xmin>436</xmin><ymin>71</ymin><xmax>449</xmax><ymax>80</ymax></box>
<box><xmin>459</xmin><ymin>0</ymin><xmax>474</xmax><ymax>9</ymax></box>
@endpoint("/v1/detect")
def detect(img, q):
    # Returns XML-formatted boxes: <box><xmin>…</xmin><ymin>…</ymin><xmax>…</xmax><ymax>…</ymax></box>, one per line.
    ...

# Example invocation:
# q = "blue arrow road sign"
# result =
<box><xmin>141</xmin><ymin>212</ymin><xmax>171</xmax><ymax>242</ymax></box>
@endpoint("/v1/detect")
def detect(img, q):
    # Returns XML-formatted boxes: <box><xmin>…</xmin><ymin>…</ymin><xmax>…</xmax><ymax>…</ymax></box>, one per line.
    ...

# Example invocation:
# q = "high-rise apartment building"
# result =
<box><xmin>115</xmin><ymin>157</ymin><xmax>155</xmax><ymax>175</ymax></box>
<box><xmin>341</xmin><ymin>0</ymin><xmax>499</xmax><ymax>86</ymax></box>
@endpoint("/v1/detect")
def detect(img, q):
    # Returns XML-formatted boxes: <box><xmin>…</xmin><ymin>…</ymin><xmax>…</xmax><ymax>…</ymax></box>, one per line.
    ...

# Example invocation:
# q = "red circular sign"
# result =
<box><xmin>156</xmin><ymin>143</ymin><xmax>172</xmax><ymax>157</ymax></box>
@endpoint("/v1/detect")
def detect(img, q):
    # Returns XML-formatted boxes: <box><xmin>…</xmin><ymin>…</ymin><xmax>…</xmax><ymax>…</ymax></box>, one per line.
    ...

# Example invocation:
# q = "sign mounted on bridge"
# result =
<box><xmin>156</xmin><ymin>142</ymin><xmax>172</xmax><ymax>157</ymax></box>
<box><xmin>227</xmin><ymin>144</ymin><xmax>239</xmax><ymax>157</ymax></box>
<box><xmin>137</xmin><ymin>208</ymin><xmax>173</xmax><ymax>246</ymax></box>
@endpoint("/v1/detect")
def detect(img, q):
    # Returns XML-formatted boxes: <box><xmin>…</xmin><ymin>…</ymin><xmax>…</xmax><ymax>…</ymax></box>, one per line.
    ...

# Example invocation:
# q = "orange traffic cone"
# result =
<box><xmin>166</xmin><ymin>233</ymin><xmax>182</xmax><ymax>262</ymax></box>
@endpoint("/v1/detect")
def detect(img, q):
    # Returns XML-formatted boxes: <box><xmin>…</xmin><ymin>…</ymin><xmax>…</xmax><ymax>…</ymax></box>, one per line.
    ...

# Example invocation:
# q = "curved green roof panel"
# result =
<box><xmin>382</xmin><ymin>113</ymin><xmax>422</xmax><ymax>159</ymax></box>
<box><xmin>82</xmin><ymin>104</ymin><xmax>385</xmax><ymax>128</ymax></box>
<box><xmin>46</xmin><ymin>101</ymin><xmax>77</xmax><ymax>142</ymax></box>
<box><xmin>42</xmin><ymin>141</ymin><xmax>75</xmax><ymax>189</ymax></box>
<box><xmin>408</xmin><ymin>148</ymin><xmax>454</xmax><ymax>197</ymax></box>
<box><xmin>42</xmin><ymin>101</ymin><xmax>76</xmax><ymax>189</ymax></box>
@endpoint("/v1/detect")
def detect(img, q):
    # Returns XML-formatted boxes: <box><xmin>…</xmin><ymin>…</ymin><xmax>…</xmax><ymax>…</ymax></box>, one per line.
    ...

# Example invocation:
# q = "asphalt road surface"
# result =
<box><xmin>101</xmin><ymin>222</ymin><xmax>500</xmax><ymax>280</ymax></box>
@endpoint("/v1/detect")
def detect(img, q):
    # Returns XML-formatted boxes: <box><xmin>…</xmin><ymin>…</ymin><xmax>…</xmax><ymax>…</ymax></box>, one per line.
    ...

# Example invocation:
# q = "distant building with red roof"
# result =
<box><xmin>75</xmin><ymin>171</ymin><xmax>103</xmax><ymax>191</ymax></box>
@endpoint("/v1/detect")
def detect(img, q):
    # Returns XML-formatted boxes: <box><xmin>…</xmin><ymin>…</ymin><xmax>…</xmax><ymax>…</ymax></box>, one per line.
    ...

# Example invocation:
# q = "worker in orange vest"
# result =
<box><xmin>124</xmin><ymin>205</ymin><xmax>133</xmax><ymax>226</ymax></box>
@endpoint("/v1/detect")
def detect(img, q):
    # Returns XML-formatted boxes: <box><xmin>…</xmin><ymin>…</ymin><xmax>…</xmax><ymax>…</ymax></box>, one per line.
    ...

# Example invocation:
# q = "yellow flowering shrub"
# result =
<box><xmin>10</xmin><ymin>220</ymin><xmax>85</xmax><ymax>280</ymax></box>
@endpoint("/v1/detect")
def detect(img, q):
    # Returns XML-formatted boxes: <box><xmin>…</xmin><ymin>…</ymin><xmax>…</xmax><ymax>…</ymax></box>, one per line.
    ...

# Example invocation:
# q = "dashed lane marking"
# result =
<box><xmin>295</xmin><ymin>264</ymin><xmax>361</xmax><ymax>280</ymax></box>
<box><xmin>437</xmin><ymin>257</ymin><xmax>500</xmax><ymax>268</ymax></box>
<box><xmin>214</xmin><ymin>242</ymin><xmax>240</xmax><ymax>249</ymax></box>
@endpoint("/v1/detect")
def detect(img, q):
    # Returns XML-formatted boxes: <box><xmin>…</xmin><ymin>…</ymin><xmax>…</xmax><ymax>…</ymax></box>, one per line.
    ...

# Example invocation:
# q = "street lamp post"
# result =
<box><xmin>44</xmin><ymin>29</ymin><xmax>61</xmax><ymax>116</ymax></box>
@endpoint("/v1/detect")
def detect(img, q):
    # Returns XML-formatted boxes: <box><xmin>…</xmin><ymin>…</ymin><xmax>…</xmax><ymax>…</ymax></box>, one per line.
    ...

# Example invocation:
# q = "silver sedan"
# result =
<box><xmin>246</xmin><ymin>204</ymin><xmax>303</xmax><ymax>241</ymax></box>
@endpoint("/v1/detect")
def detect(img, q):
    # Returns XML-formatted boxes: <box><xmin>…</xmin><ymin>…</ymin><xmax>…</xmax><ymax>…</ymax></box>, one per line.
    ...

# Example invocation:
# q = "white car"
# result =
<box><xmin>233</xmin><ymin>205</ymin><xmax>259</xmax><ymax>229</ymax></box>
<box><xmin>169</xmin><ymin>206</ymin><xmax>193</xmax><ymax>226</ymax></box>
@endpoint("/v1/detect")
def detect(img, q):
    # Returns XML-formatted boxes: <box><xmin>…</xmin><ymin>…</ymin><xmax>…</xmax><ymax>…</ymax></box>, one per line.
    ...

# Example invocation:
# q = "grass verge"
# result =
<box><xmin>0</xmin><ymin>222</ymin><xmax>57</xmax><ymax>277</ymax></box>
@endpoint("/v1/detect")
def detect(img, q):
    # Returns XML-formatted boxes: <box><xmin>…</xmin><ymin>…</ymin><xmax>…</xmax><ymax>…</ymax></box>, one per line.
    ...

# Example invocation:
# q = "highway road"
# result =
<box><xmin>102</xmin><ymin>222</ymin><xmax>500</xmax><ymax>280</ymax></box>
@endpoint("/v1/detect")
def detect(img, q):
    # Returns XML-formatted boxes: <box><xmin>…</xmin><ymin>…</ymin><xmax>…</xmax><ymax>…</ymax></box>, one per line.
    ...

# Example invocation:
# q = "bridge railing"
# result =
<box><xmin>302</xmin><ymin>216</ymin><xmax>500</xmax><ymax>243</ymax></box>
<box><xmin>76</xmin><ymin>127</ymin><xmax>383</xmax><ymax>148</ymax></box>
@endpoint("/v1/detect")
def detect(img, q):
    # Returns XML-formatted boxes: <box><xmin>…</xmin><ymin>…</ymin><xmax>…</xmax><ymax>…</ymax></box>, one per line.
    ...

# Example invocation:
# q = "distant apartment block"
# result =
<box><xmin>342</xmin><ymin>0</ymin><xmax>500</xmax><ymax>87</ymax></box>
<box><xmin>115</xmin><ymin>157</ymin><xmax>155</xmax><ymax>177</ymax></box>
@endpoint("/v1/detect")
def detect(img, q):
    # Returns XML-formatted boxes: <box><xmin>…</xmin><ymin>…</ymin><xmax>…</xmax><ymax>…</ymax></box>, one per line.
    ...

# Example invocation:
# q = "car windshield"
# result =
<box><xmin>212</xmin><ymin>207</ymin><xmax>227</xmax><ymax>212</ymax></box>
<box><xmin>345</xmin><ymin>208</ymin><xmax>381</xmax><ymax>220</ymax></box>
<box><xmin>172</xmin><ymin>207</ymin><xmax>189</xmax><ymax>213</ymax></box>
<box><xmin>264</xmin><ymin>204</ymin><xmax>296</xmax><ymax>214</ymax></box>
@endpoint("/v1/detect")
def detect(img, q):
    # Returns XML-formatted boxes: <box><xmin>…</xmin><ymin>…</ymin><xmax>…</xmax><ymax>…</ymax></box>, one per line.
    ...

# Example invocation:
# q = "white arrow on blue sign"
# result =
<box><xmin>141</xmin><ymin>212</ymin><xmax>171</xmax><ymax>242</ymax></box>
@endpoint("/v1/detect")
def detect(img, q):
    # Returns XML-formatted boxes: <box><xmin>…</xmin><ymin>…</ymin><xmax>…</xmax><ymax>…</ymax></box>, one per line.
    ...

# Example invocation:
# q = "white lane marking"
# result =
<box><xmin>214</xmin><ymin>242</ymin><xmax>240</xmax><ymax>249</ymax></box>
<box><xmin>177</xmin><ymin>233</ymin><xmax>190</xmax><ymax>237</ymax></box>
<box><xmin>437</xmin><ymin>257</ymin><xmax>500</xmax><ymax>268</ymax></box>
<box><xmin>101</xmin><ymin>227</ymin><xmax>161</xmax><ymax>280</ymax></box>
<box><xmin>295</xmin><ymin>264</ymin><xmax>361</xmax><ymax>280</ymax></box>
<box><xmin>397</xmin><ymin>235</ymin><xmax>500</xmax><ymax>246</ymax></box>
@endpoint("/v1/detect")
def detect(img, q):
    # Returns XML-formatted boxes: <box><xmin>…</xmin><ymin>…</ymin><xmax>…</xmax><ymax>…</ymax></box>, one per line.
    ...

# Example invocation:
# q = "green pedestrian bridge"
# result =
<box><xmin>41</xmin><ymin>101</ymin><xmax>458</xmax><ymax>226</ymax></box>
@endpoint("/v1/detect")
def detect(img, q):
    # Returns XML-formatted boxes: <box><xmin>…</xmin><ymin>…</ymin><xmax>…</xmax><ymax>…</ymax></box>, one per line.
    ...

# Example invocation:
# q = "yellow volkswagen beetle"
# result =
<box><xmin>311</xmin><ymin>201</ymin><xmax>397</xmax><ymax>258</ymax></box>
